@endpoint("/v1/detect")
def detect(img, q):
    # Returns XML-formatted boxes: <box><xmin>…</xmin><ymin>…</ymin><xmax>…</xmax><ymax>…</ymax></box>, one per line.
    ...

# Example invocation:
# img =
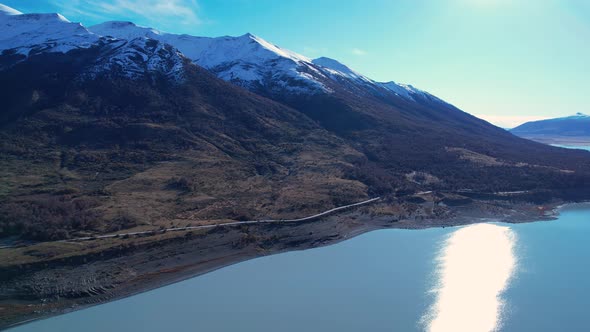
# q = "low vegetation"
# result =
<box><xmin>0</xmin><ymin>196</ymin><xmax>101</xmax><ymax>240</ymax></box>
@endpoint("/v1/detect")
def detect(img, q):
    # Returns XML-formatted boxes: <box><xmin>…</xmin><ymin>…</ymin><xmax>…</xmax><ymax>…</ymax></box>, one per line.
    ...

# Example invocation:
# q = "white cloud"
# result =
<box><xmin>57</xmin><ymin>0</ymin><xmax>200</xmax><ymax>27</ymax></box>
<box><xmin>351</xmin><ymin>48</ymin><xmax>367</xmax><ymax>56</ymax></box>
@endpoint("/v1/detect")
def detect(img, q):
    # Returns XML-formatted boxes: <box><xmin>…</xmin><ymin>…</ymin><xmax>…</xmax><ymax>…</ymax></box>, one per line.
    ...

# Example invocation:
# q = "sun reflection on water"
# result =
<box><xmin>423</xmin><ymin>223</ymin><xmax>517</xmax><ymax>332</ymax></box>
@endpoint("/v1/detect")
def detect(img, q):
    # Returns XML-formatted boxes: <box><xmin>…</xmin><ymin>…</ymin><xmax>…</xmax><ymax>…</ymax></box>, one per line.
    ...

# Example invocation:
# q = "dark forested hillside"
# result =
<box><xmin>271</xmin><ymin>75</ymin><xmax>590</xmax><ymax>194</ymax></box>
<box><xmin>0</xmin><ymin>48</ymin><xmax>368</xmax><ymax>240</ymax></box>
<box><xmin>2</xmin><ymin>45</ymin><xmax>590</xmax><ymax>241</ymax></box>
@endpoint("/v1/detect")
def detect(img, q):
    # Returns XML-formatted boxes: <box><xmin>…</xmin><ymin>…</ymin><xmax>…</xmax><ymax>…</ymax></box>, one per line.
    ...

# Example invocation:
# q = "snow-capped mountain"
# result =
<box><xmin>0</xmin><ymin>3</ymin><xmax>442</xmax><ymax>103</ymax></box>
<box><xmin>0</xmin><ymin>7</ymin><xmax>187</xmax><ymax>81</ymax></box>
<box><xmin>311</xmin><ymin>56</ymin><xmax>385</xmax><ymax>96</ymax></box>
<box><xmin>91</xmin><ymin>21</ymin><xmax>329</xmax><ymax>94</ymax></box>
<box><xmin>312</xmin><ymin>57</ymin><xmax>371</xmax><ymax>83</ymax></box>
<box><xmin>380</xmin><ymin>81</ymin><xmax>422</xmax><ymax>100</ymax></box>
<box><xmin>311</xmin><ymin>56</ymin><xmax>435</xmax><ymax>101</ymax></box>
<box><xmin>89</xmin><ymin>21</ymin><xmax>433</xmax><ymax>100</ymax></box>
<box><xmin>82</xmin><ymin>38</ymin><xmax>187</xmax><ymax>81</ymax></box>
<box><xmin>0</xmin><ymin>4</ymin><xmax>445</xmax><ymax>102</ymax></box>
<box><xmin>0</xmin><ymin>7</ymin><xmax>99</xmax><ymax>56</ymax></box>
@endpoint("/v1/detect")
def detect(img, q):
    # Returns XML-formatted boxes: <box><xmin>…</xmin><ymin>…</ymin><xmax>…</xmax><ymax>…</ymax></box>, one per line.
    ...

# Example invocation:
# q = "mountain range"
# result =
<box><xmin>1</xmin><ymin>3</ymin><xmax>590</xmax><ymax>241</ymax></box>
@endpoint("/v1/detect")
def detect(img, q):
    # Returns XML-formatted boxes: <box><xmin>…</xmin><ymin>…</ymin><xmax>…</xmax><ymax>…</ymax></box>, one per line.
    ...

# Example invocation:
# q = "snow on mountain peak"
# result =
<box><xmin>179</xmin><ymin>32</ymin><xmax>327</xmax><ymax>93</ymax></box>
<box><xmin>312</xmin><ymin>56</ymin><xmax>373</xmax><ymax>84</ymax></box>
<box><xmin>90</xmin><ymin>24</ymin><xmax>312</xmax><ymax>66</ymax></box>
<box><xmin>82</xmin><ymin>37</ymin><xmax>186</xmax><ymax>82</ymax></box>
<box><xmin>196</xmin><ymin>33</ymin><xmax>327</xmax><ymax>93</ymax></box>
<box><xmin>0</xmin><ymin>10</ymin><xmax>98</xmax><ymax>56</ymax></box>
<box><xmin>88</xmin><ymin>24</ymin><xmax>327</xmax><ymax>94</ymax></box>
<box><xmin>313</xmin><ymin>57</ymin><xmax>358</xmax><ymax>76</ymax></box>
<box><xmin>0</xmin><ymin>4</ymin><xmax>22</xmax><ymax>16</ymax></box>
<box><xmin>89</xmin><ymin>21</ymin><xmax>442</xmax><ymax>99</ymax></box>
<box><xmin>244</xmin><ymin>33</ymin><xmax>312</xmax><ymax>64</ymax></box>
<box><xmin>311</xmin><ymin>57</ymin><xmax>436</xmax><ymax>102</ymax></box>
<box><xmin>0</xmin><ymin>10</ymin><xmax>187</xmax><ymax>82</ymax></box>
<box><xmin>380</xmin><ymin>81</ymin><xmax>416</xmax><ymax>100</ymax></box>
<box><xmin>0</xmin><ymin>6</ymin><xmax>445</xmax><ymax>102</ymax></box>
<box><xmin>90</xmin><ymin>21</ymin><xmax>163</xmax><ymax>40</ymax></box>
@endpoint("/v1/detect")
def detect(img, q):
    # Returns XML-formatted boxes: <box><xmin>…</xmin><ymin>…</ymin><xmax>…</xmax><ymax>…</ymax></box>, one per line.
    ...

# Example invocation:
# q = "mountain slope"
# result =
<box><xmin>0</xmin><ymin>8</ymin><xmax>368</xmax><ymax>240</ymax></box>
<box><xmin>2</xmin><ymin>4</ymin><xmax>590</xmax><ymax>242</ymax></box>
<box><xmin>89</xmin><ymin>19</ymin><xmax>585</xmax><ymax>174</ymax></box>
<box><xmin>0</xmin><ymin>44</ymin><xmax>368</xmax><ymax>240</ymax></box>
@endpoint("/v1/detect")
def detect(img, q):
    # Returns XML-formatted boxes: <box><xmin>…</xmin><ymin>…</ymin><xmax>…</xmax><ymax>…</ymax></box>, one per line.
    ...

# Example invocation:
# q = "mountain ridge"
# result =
<box><xmin>0</xmin><ymin>3</ymin><xmax>453</xmax><ymax>105</ymax></box>
<box><xmin>88</xmin><ymin>18</ymin><xmax>433</xmax><ymax>101</ymax></box>
<box><xmin>511</xmin><ymin>113</ymin><xmax>590</xmax><ymax>137</ymax></box>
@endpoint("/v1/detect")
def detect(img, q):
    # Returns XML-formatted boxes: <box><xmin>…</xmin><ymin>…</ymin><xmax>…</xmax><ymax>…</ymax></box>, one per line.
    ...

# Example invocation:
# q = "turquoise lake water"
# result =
<box><xmin>8</xmin><ymin>205</ymin><xmax>590</xmax><ymax>332</ymax></box>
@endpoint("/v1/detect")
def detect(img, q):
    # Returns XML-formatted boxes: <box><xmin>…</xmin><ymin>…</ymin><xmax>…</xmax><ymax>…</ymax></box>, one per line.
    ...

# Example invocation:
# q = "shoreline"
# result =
<box><xmin>515</xmin><ymin>135</ymin><xmax>590</xmax><ymax>147</ymax></box>
<box><xmin>0</xmin><ymin>198</ymin><xmax>587</xmax><ymax>330</ymax></box>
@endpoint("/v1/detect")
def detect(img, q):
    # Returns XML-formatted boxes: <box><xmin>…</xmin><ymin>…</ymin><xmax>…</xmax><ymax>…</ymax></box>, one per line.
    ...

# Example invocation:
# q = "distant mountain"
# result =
<box><xmin>2</xmin><ymin>4</ymin><xmax>590</xmax><ymax>242</ymax></box>
<box><xmin>511</xmin><ymin>113</ymin><xmax>590</xmax><ymax>137</ymax></box>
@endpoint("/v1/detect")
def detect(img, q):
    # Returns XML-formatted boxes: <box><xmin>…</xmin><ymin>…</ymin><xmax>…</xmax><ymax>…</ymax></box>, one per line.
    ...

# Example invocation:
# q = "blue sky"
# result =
<box><xmin>4</xmin><ymin>0</ymin><xmax>590</xmax><ymax>127</ymax></box>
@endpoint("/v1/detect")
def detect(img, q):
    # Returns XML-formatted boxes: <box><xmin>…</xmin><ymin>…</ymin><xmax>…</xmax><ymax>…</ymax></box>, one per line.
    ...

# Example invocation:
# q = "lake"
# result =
<box><xmin>552</xmin><ymin>144</ymin><xmax>590</xmax><ymax>151</ymax></box>
<box><xmin>8</xmin><ymin>204</ymin><xmax>590</xmax><ymax>332</ymax></box>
